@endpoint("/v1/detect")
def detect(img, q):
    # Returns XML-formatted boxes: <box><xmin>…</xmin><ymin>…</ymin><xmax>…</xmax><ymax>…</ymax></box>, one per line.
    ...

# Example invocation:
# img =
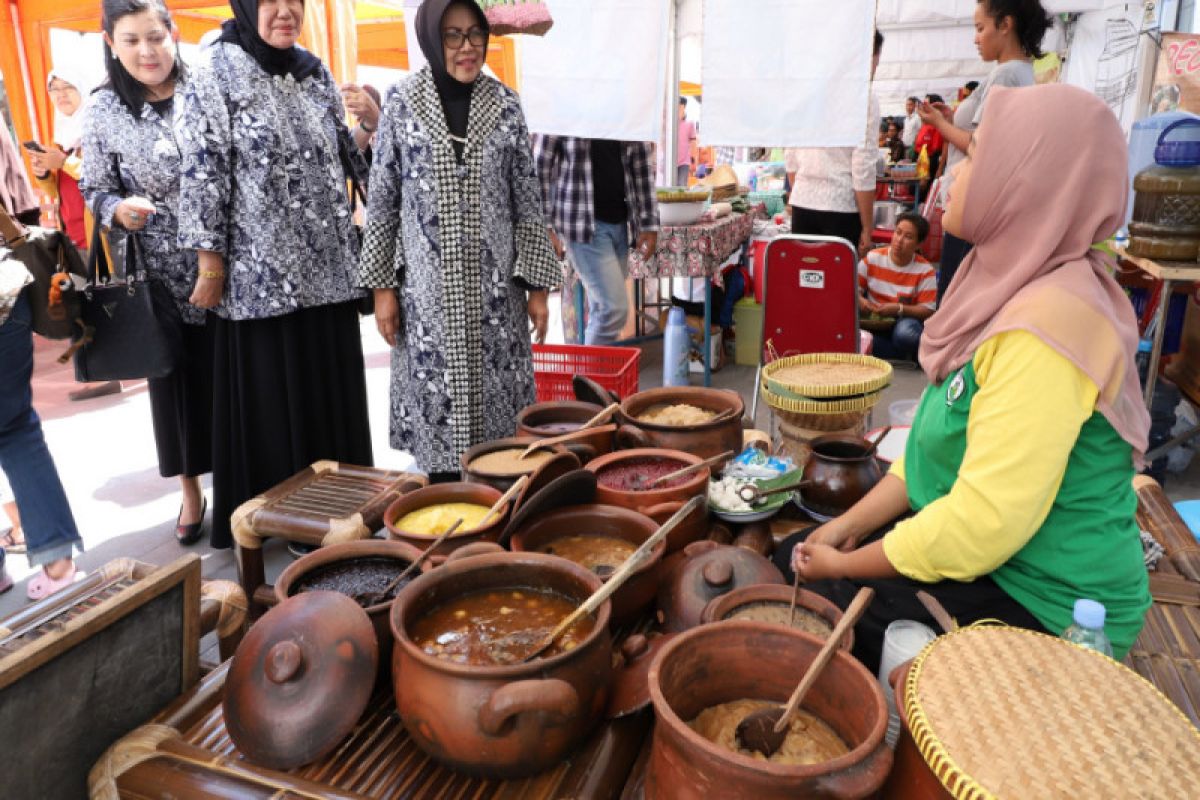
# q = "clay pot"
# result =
<box><xmin>461</xmin><ymin>437</ymin><xmax>583</xmax><ymax>494</ymax></box>
<box><xmin>390</xmin><ymin>552</ymin><xmax>613</xmax><ymax>779</ymax></box>
<box><xmin>699</xmin><ymin>584</ymin><xmax>852</xmax><ymax>651</ymax></box>
<box><xmin>645</xmin><ymin>622</ymin><xmax>893</xmax><ymax>799</ymax></box>
<box><xmin>882</xmin><ymin>660</ymin><xmax>953</xmax><ymax>798</ymax></box>
<box><xmin>656</xmin><ymin>540</ymin><xmax>786</xmax><ymax>633</ymax></box>
<box><xmin>616</xmin><ymin>387</ymin><xmax>744</xmax><ymax>461</ymax></box>
<box><xmin>383</xmin><ymin>483</ymin><xmax>508</xmax><ymax>556</ymax></box>
<box><xmin>508</xmin><ymin>503</ymin><xmax>664</xmax><ymax>625</ymax></box>
<box><xmin>515</xmin><ymin>401</ymin><xmax>616</xmax><ymax>463</ymax></box>
<box><xmin>732</xmin><ymin>522</ymin><xmax>774</xmax><ymax>558</ymax></box>
<box><xmin>586</xmin><ymin>448</ymin><xmax>709</xmax><ymax>553</ymax></box>
<box><xmin>800</xmin><ymin>434</ymin><xmax>884</xmax><ymax>518</ymax></box>
<box><xmin>274</xmin><ymin>540</ymin><xmax>430</xmax><ymax>683</ymax></box>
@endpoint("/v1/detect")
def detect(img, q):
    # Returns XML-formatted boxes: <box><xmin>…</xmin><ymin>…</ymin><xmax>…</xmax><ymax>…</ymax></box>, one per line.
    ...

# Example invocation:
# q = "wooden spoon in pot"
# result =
<box><xmin>641</xmin><ymin>450</ymin><xmax>735</xmax><ymax>490</ymax></box>
<box><xmin>735</xmin><ymin>587</ymin><xmax>875</xmax><ymax>757</ymax></box>
<box><xmin>357</xmin><ymin>518</ymin><xmax>464</xmax><ymax>607</ymax></box>
<box><xmin>519</xmin><ymin>402</ymin><xmax>620</xmax><ymax>459</ymax></box>
<box><xmin>517</xmin><ymin>495</ymin><xmax>705</xmax><ymax>663</ymax></box>
<box><xmin>863</xmin><ymin>425</ymin><xmax>893</xmax><ymax>458</ymax></box>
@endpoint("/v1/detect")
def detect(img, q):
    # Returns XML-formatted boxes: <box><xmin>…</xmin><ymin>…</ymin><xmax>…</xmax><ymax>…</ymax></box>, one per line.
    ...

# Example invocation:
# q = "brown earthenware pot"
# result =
<box><xmin>656</xmin><ymin>540</ymin><xmax>786</xmax><ymax>633</ymax></box>
<box><xmin>515</xmin><ymin>401</ymin><xmax>616</xmax><ymax>463</ymax></box>
<box><xmin>461</xmin><ymin>437</ymin><xmax>583</xmax><ymax>494</ymax></box>
<box><xmin>274</xmin><ymin>539</ymin><xmax>429</xmax><ymax>683</ymax></box>
<box><xmin>383</xmin><ymin>483</ymin><xmax>508</xmax><ymax>556</ymax></box>
<box><xmin>586</xmin><ymin>448</ymin><xmax>709</xmax><ymax>553</ymax></box>
<box><xmin>508</xmin><ymin>503</ymin><xmax>664</xmax><ymax>625</ymax></box>
<box><xmin>800</xmin><ymin>434</ymin><xmax>884</xmax><ymax>518</ymax></box>
<box><xmin>616</xmin><ymin>387</ymin><xmax>744</xmax><ymax>462</ymax></box>
<box><xmin>882</xmin><ymin>660</ymin><xmax>953</xmax><ymax>798</ymax></box>
<box><xmin>699</xmin><ymin>583</ymin><xmax>852</xmax><ymax>651</ymax></box>
<box><xmin>389</xmin><ymin>552</ymin><xmax>613</xmax><ymax>779</ymax></box>
<box><xmin>645</xmin><ymin>622</ymin><xmax>893</xmax><ymax>799</ymax></box>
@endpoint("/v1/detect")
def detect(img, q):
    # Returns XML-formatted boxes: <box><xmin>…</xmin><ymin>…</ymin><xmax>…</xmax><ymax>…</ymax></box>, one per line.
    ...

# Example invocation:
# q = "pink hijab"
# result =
<box><xmin>918</xmin><ymin>84</ymin><xmax>1150</xmax><ymax>460</ymax></box>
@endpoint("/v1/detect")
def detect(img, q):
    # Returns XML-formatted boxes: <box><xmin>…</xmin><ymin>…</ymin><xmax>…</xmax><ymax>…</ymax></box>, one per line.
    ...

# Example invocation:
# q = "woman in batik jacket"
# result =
<box><xmin>358</xmin><ymin>0</ymin><xmax>560</xmax><ymax>481</ymax></box>
<box><xmin>176</xmin><ymin>0</ymin><xmax>372</xmax><ymax>549</ymax></box>
<box><xmin>82</xmin><ymin>0</ymin><xmax>214</xmax><ymax>546</ymax></box>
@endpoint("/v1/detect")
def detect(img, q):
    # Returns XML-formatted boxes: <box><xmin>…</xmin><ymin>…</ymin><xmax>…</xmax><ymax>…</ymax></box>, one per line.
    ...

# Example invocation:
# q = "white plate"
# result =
<box><xmin>793</xmin><ymin>496</ymin><xmax>836</xmax><ymax>523</ymax></box>
<box><xmin>709</xmin><ymin>504</ymin><xmax>784</xmax><ymax>524</ymax></box>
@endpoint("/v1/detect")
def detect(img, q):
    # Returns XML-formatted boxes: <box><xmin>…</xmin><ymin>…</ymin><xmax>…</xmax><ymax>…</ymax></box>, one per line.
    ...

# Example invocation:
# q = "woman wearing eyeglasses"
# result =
<box><xmin>358</xmin><ymin>0</ymin><xmax>559</xmax><ymax>482</ymax></box>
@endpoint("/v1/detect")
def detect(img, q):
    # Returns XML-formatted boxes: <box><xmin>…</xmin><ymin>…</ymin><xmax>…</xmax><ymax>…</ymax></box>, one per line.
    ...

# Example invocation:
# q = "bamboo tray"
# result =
<box><xmin>760</xmin><ymin>384</ymin><xmax>886</xmax><ymax>415</ymax></box>
<box><xmin>761</xmin><ymin>353</ymin><xmax>893</xmax><ymax>400</ymax></box>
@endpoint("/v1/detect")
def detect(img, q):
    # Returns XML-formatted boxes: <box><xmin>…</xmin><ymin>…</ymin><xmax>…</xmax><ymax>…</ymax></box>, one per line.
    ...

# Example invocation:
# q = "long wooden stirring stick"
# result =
<box><xmin>479</xmin><ymin>474</ymin><xmax>529</xmax><ymax>528</ymax></box>
<box><xmin>518</xmin><ymin>402</ymin><xmax>620</xmax><ymax>459</ymax></box>
<box><xmin>361</xmin><ymin>518</ymin><xmax>464</xmax><ymax>606</ymax></box>
<box><xmin>645</xmin><ymin>450</ymin><xmax>735</xmax><ymax>489</ymax></box>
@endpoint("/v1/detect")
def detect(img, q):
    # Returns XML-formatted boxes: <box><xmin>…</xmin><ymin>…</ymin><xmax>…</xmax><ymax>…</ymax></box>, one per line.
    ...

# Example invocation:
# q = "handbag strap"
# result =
<box><xmin>0</xmin><ymin>204</ymin><xmax>29</xmax><ymax>248</ymax></box>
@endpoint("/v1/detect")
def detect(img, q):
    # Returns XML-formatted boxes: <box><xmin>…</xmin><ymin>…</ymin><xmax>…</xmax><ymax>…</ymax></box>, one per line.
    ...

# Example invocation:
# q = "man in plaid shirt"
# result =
<box><xmin>533</xmin><ymin>136</ymin><xmax>658</xmax><ymax>344</ymax></box>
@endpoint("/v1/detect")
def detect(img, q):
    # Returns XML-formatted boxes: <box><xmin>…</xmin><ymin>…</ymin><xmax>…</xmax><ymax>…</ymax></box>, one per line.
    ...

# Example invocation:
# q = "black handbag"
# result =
<box><xmin>0</xmin><ymin>205</ymin><xmax>87</xmax><ymax>339</ymax></box>
<box><xmin>72</xmin><ymin>219</ymin><xmax>182</xmax><ymax>382</ymax></box>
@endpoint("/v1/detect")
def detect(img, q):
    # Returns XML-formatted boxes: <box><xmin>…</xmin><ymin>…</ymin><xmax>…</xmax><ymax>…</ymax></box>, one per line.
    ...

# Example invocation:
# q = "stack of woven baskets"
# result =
<box><xmin>760</xmin><ymin>353</ymin><xmax>893</xmax><ymax>467</ymax></box>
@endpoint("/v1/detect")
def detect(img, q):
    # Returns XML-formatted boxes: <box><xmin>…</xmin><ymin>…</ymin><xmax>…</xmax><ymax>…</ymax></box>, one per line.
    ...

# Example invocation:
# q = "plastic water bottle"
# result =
<box><xmin>1061</xmin><ymin>599</ymin><xmax>1114</xmax><ymax>658</ymax></box>
<box><xmin>663</xmin><ymin>306</ymin><xmax>690</xmax><ymax>387</ymax></box>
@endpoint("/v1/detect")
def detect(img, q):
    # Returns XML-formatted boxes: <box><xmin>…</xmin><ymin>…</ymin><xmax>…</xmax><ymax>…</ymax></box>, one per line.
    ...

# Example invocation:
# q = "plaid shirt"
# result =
<box><xmin>532</xmin><ymin>135</ymin><xmax>658</xmax><ymax>245</ymax></box>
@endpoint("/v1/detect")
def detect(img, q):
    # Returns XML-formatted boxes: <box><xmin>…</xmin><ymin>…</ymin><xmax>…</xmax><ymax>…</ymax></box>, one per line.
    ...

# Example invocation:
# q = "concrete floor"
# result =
<box><xmin>5</xmin><ymin>291</ymin><xmax>1200</xmax><ymax>648</ymax></box>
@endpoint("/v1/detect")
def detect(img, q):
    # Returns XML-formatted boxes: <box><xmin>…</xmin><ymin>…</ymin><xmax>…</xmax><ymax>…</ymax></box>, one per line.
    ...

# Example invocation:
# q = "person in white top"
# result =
<box><xmin>901</xmin><ymin>96</ymin><xmax>920</xmax><ymax>156</ymax></box>
<box><xmin>785</xmin><ymin>30</ymin><xmax>884</xmax><ymax>257</ymax></box>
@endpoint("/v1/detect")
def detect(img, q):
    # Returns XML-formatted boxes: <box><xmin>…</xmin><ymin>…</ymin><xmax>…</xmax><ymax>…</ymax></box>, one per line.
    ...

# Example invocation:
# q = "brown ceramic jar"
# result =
<box><xmin>389</xmin><ymin>552</ymin><xmax>613</xmax><ymax>779</ymax></box>
<box><xmin>645</xmin><ymin>622</ymin><xmax>893</xmax><ymax>799</ymax></box>
<box><xmin>699</xmin><ymin>583</ymin><xmax>851</xmax><ymax>651</ymax></box>
<box><xmin>882</xmin><ymin>660</ymin><xmax>954</xmax><ymax>798</ymax></box>
<box><xmin>274</xmin><ymin>539</ymin><xmax>429</xmax><ymax>682</ymax></box>
<box><xmin>616</xmin><ymin>387</ymin><xmax>744</xmax><ymax>461</ymax></box>
<box><xmin>508</xmin><ymin>503</ymin><xmax>664</xmax><ymax>625</ymax></box>
<box><xmin>586</xmin><ymin>448</ymin><xmax>709</xmax><ymax>553</ymax></box>
<box><xmin>656</xmin><ymin>540</ymin><xmax>786</xmax><ymax>632</ymax></box>
<box><xmin>800</xmin><ymin>434</ymin><xmax>884</xmax><ymax>518</ymax></box>
<box><xmin>515</xmin><ymin>401</ymin><xmax>616</xmax><ymax>463</ymax></box>
<box><xmin>461</xmin><ymin>437</ymin><xmax>583</xmax><ymax>493</ymax></box>
<box><xmin>383</xmin><ymin>482</ymin><xmax>508</xmax><ymax>556</ymax></box>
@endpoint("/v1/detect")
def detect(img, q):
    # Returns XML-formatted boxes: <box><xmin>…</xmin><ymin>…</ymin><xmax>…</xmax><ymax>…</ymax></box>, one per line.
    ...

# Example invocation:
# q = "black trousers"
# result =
<box><xmin>790</xmin><ymin>206</ymin><xmax>863</xmax><ymax>249</ymax></box>
<box><xmin>937</xmin><ymin>231</ymin><xmax>973</xmax><ymax>305</ymax></box>
<box><xmin>773</xmin><ymin>525</ymin><xmax>1047</xmax><ymax>675</ymax></box>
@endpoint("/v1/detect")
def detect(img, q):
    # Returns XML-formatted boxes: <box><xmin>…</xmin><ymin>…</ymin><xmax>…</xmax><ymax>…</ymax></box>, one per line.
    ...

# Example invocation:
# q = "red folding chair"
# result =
<box><xmin>751</xmin><ymin>235</ymin><xmax>861</xmax><ymax>421</ymax></box>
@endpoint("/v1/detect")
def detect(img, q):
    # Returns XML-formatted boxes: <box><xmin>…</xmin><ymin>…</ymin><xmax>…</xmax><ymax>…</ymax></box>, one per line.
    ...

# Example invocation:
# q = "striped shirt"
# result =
<box><xmin>858</xmin><ymin>247</ymin><xmax>937</xmax><ymax>309</ymax></box>
<box><xmin>532</xmin><ymin>135</ymin><xmax>658</xmax><ymax>245</ymax></box>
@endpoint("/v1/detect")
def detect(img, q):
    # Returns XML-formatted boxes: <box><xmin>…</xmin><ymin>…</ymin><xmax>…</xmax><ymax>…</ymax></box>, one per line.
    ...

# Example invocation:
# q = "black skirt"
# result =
<box><xmin>148</xmin><ymin>322</ymin><xmax>214</xmax><ymax>479</ymax></box>
<box><xmin>209</xmin><ymin>301</ymin><xmax>373</xmax><ymax>549</ymax></box>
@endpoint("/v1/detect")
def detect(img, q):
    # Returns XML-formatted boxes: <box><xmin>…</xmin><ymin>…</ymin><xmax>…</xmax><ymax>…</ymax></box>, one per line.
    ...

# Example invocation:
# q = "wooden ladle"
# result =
<box><xmin>639</xmin><ymin>450</ymin><xmax>735</xmax><ymax>490</ymax></box>
<box><xmin>863</xmin><ymin>425</ymin><xmax>892</xmax><ymax>458</ymax></box>
<box><xmin>736</xmin><ymin>478</ymin><xmax>811</xmax><ymax>505</ymax></box>
<box><xmin>518</xmin><ymin>402</ymin><xmax>620</xmax><ymax>459</ymax></box>
<box><xmin>517</xmin><ymin>495</ymin><xmax>705</xmax><ymax>663</ymax></box>
<box><xmin>735</xmin><ymin>587</ymin><xmax>875</xmax><ymax>757</ymax></box>
<box><xmin>358</xmin><ymin>519</ymin><xmax>463</xmax><ymax>607</ymax></box>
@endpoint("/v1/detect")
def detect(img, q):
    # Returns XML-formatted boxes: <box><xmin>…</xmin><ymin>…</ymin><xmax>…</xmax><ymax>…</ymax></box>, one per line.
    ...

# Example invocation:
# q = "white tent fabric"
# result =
<box><xmin>700</xmin><ymin>0</ymin><xmax>876</xmax><ymax>147</ymax></box>
<box><xmin>518</xmin><ymin>0</ymin><xmax>672</xmax><ymax>141</ymax></box>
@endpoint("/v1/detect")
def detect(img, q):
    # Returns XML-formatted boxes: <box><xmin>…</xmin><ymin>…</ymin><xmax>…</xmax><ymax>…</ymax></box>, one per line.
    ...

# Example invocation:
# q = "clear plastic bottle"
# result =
<box><xmin>1061</xmin><ymin>599</ymin><xmax>1114</xmax><ymax>658</ymax></box>
<box><xmin>662</xmin><ymin>306</ymin><xmax>690</xmax><ymax>387</ymax></box>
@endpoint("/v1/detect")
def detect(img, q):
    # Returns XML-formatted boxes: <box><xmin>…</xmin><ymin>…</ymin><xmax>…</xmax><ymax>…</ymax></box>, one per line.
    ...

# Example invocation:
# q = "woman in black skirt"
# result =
<box><xmin>82</xmin><ymin>0</ymin><xmax>213</xmax><ymax>544</ymax></box>
<box><xmin>177</xmin><ymin>0</ymin><xmax>372</xmax><ymax>549</ymax></box>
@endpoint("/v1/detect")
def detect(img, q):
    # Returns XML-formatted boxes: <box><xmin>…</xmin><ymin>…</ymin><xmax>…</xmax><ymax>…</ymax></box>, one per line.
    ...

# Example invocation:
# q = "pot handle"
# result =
<box><xmin>443</xmin><ymin>542</ymin><xmax>506</xmax><ymax>563</ymax></box>
<box><xmin>812</xmin><ymin>741</ymin><xmax>895</xmax><ymax>800</ymax></box>
<box><xmin>616</xmin><ymin>425</ymin><xmax>653</xmax><ymax>450</ymax></box>
<box><xmin>478</xmin><ymin>678</ymin><xmax>580</xmax><ymax>737</ymax></box>
<box><xmin>563</xmin><ymin>442</ymin><xmax>597</xmax><ymax>464</ymax></box>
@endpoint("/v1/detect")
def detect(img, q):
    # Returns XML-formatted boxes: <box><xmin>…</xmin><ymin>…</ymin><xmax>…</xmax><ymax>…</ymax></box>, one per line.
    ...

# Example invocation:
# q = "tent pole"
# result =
<box><xmin>665</xmin><ymin>0</ymin><xmax>680</xmax><ymax>186</ymax></box>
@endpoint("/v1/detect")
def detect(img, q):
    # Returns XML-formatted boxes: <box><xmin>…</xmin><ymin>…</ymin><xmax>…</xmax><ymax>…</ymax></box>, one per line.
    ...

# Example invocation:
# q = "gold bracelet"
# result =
<box><xmin>199</xmin><ymin>270</ymin><xmax>225</xmax><ymax>280</ymax></box>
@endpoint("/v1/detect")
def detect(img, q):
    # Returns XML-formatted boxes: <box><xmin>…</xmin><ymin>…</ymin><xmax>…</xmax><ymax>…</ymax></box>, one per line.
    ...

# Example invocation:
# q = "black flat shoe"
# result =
<box><xmin>176</xmin><ymin>497</ymin><xmax>208</xmax><ymax>546</ymax></box>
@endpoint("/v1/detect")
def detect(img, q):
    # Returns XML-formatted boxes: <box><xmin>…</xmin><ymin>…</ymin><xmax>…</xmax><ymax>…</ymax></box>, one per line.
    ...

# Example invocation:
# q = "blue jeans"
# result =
<box><xmin>568</xmin><ymin>221</ymin><xmax>630</xmax><ymax>345</ymax></box>
<box><xmin>872</xmin><ymin>317</ymin><xmax>924</xmax><ymax>361</ymax></box>
<box><xmin>0</xmin><ymin>293</ymin><xmax>82</xmax><ymax>567</ymax></box>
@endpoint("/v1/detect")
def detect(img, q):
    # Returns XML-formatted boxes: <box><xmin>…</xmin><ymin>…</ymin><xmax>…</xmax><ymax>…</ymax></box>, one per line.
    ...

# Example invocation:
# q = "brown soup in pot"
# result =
<box><xmin>540</xmin><ymin>535</ymin><xmax>637</xmax><ymax>573</ymax></box>
<box><xmin>411</xmin><ymin>588</ymin><xmax>594</xmax><ymax>666</ymax></box>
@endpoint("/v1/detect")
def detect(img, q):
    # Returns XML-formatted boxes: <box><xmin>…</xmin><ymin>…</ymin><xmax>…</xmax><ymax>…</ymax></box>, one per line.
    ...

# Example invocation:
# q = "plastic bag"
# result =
<box><xmin>723</xmin><ymin>445</ymin><xmax>793</xmax><ymax>480</ymax></box>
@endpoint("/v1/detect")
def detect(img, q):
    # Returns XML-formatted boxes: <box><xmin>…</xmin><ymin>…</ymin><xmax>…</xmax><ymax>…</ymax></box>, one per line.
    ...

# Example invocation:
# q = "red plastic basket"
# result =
<box><xmin>532</xmin><ymin>343</ymin><xmax>640</xmax><ymax>402</ymax></box>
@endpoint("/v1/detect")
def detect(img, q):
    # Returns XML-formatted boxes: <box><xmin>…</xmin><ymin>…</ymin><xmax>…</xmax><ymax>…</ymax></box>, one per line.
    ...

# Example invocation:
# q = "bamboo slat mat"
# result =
<box><xmin>903</xmin><ymin>627</ymin><xmax>1200</xmax><ymax>800</ymax></box>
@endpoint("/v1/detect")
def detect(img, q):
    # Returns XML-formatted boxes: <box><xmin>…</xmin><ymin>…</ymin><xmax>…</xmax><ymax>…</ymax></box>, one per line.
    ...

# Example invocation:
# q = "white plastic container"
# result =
<box><xmin>889</xmin><ymin>399</ymin><xmax>919</xmax><ymax>427</ymax></box>
<box><xmin>877</xmin><ymin>620</ymin><xmax>937</xmax><ymax>748</ymax></box>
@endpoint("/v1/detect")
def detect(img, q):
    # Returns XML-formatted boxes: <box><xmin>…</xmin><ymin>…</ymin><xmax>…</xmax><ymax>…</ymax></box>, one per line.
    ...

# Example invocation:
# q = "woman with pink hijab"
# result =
<box><xmin>786</xmin><ymin>84</ymin><xmax>1152</xmax><ymax>673</ymax></box>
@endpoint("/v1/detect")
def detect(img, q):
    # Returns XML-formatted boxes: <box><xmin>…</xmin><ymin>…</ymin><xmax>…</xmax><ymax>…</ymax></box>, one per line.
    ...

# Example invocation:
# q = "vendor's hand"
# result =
<box><xmin>374</xmin><ymin>288</ymin><xmax>401</xmax><ymax>347</ymax></box>
<box><xmin>793</xmin><ymin>542</ymin><xmax>848</xmax><ymax>582</ymax></box>
<box><xmin>804</xmin><ymin>519</ymin><xmax>859</xmax><ymax>553</ymax></box>
<box><xmin>635</xmin><ymin>232</ymin><xmax>658</xmax><ymax>259</ymax></box>
<box><xmin>340</xmin><ymin>83</ymin><xmax>380</xmax><ymax>131</ymax></box>
<box><xmin>527</xmin><ymin>289</ymin><xmax>549</xmax><ymax>344</ymax></box>
<box><xmin>548</xmin><ymin>227</ymin><xmax>565</xmax><ymax>260</ymax></box>
<box><xmin>115</xmin><ymin>197</ymin><xmax>157</xmax><ymax>231</ymax></box>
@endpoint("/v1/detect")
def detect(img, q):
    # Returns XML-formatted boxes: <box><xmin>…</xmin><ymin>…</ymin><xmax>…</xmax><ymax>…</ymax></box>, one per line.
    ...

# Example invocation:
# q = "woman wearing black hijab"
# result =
<box><xmin>176</xmin><ymin>0</ymin><xmax>373</xmax><ymax>549</ymax></box>
<box><xmin>359</xmin><ymin>0</ymin><xmax>559</xmax><ymax>482</ymax></box>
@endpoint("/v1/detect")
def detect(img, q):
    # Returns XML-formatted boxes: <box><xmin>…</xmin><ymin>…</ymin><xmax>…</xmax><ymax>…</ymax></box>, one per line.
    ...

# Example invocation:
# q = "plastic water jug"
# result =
<box><xmin>663</xmin><ymin>306</ymin><xmax>690</xmax><ymax>387</ymax></box>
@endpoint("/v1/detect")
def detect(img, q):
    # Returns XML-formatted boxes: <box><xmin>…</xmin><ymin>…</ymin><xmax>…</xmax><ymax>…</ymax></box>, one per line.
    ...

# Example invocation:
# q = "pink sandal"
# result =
<box><xmin>26</xmin><ymin>564</ymin><xmax>84</xmax><ymax>601</ymax></box>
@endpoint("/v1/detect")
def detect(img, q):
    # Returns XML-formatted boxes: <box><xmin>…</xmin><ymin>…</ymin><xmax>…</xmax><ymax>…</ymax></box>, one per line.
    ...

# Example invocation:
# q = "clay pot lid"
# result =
<box><xmin>223</xmin><ymin>591</ymin><xmax>378</xmax><ymax>770</ymax></box>
<box><xmin>573</xmin><ymin>374</ymin><xmax>618</xmax><ymax>406</ymax></box>
<box><xmin>501</xmin><ymin>469</ymin><xmax>597</xmax><ymax>546</ymax></box>
<box><xmin>605</xmin><ymin>632</ymin><xmax>677</xmax><ymax>718</ymax></box>
<box><xmin>656</xmin><ymin>541</ymin><xmax>786</xmax><ymax>632</ymax></box>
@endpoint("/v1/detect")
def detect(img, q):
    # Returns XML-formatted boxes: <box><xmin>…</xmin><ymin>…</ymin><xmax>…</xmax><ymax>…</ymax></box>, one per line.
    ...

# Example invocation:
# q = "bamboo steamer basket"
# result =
<box><xmin>884</xmin><ymin>626</ymin><xmax>1200</xmax><ymax>799</ymax></box>
<box><xmin>762</xmin><ymin>353</ymin><xmax>892</xmax><ymax>401</ymax></box>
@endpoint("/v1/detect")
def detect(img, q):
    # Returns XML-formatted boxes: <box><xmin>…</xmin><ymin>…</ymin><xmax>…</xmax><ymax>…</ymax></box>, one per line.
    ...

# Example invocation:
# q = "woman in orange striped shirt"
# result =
<box><xmin>859</xmin><ymin>211</ymin><xmax>937</xmax><ymax>360</ymax></box>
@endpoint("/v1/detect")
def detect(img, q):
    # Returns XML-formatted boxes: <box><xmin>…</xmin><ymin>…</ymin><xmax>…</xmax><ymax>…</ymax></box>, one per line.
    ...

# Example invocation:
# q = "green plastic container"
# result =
<box><xmin>733</xmin><ymin>298</ymin><xmax>763</xmax><ymax>366</ymax></box>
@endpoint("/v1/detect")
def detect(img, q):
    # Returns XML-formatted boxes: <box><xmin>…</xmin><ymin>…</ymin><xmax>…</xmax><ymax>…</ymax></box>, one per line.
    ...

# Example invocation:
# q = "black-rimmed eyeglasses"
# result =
<box><xmin>442</xmin><ymin>26</ymin><xmax>486</xmax><ymax>49</ymax></box>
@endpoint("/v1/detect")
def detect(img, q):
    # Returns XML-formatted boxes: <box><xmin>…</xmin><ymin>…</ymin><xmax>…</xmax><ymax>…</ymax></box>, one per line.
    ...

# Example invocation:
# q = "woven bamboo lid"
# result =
<box><xmin>762</xmin><ymin>353</ymin><xmax>892</xmax><ymax>399</ymax></box>
<box><xmin>903</xmin><ymin>626</ymin><xmax>1200</xmax><ymax>800</ymax></box>
<box><xmin>761</xmin><ymin>385</ymin><xmax>886</xmax><ymax>415</ymax></box>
